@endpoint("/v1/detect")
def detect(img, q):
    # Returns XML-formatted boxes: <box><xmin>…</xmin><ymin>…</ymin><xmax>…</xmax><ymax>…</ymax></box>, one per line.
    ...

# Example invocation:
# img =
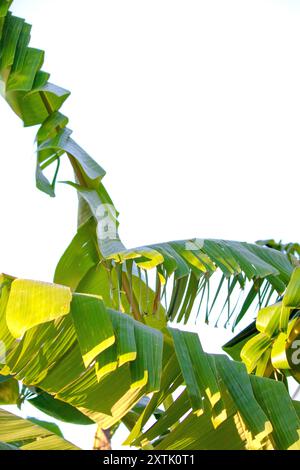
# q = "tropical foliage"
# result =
<box><xmin>0</xmin><ymin>0</ymin><xmax>300</xmax><ymax>450</ymax></box>
<box><xmin>224</xmin><ymin>267</ymin><xmax>300</xmax><ymax>380</ymax></box>
<box><xmin>0</xmin><ymin>408</ymin><xmax>79</xmax><ymax>450</ymax></box>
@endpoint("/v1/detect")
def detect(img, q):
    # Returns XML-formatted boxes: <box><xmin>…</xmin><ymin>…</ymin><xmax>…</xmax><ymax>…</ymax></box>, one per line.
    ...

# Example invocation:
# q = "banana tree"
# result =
<box><xmin>0</xmin><ymin>0</ymin><xmax>300</xmax><ymax>450</ymax></box>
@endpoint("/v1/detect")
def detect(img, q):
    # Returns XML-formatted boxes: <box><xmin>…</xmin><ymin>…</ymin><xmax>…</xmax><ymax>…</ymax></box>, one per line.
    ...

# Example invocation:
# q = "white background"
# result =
<box><xmin>1</xmin><ymin>0</ymin><xmax>299</xmax><ymax>449</ymax></box>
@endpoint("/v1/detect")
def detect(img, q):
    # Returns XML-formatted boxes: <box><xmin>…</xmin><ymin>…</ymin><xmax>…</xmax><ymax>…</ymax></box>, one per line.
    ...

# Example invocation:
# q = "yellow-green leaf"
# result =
<box><xmin>6</xmin><ymin>279</ymin><xmax>72</xmax><ymax>338</ymax></box>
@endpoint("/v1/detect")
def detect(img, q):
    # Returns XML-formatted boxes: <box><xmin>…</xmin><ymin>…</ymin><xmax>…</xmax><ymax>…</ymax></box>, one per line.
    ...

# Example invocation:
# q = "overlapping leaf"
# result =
<box><xmin>0</xmin><ymin>272</ymin><xmax>299</xmax><ymax>449</ymax></box>
<box><xmin>0</xmin><ymin>408</ymin><xmax>79</xmax><ymax>450</ymax></box>
<box><xmin>124</xmin><ymin>333</ymin><xmax>300</xmax><ymax>450</ymax></box>
<box><xmin>0</xmin><ymin>274</ymin><xmax>164</xmax><ymax>430</ymax></box>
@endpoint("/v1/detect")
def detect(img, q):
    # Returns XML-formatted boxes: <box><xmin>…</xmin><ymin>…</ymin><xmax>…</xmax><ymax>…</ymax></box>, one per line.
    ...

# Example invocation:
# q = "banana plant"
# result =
<box><xmin>0</xmin><ymin>0</ymin><xmax>300</xmax><ymax>450</ymax></box>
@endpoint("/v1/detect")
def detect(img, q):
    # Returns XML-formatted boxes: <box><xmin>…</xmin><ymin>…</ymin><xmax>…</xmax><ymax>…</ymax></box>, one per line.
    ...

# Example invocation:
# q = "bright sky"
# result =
<box><xmin>1</xmin><ymin>0</ymin><xmax>300</xmax><ymax>449</ymax></box>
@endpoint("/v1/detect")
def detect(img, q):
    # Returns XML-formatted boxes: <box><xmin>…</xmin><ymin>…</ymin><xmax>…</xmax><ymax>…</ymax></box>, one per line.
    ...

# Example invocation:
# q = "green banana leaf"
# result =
<box><xmin>0</xmin><ymin>408</ymin><xmax>79</xmax><ymax>450</ymax></box>
<box><xmin>1</xmin><ymin>0</ymin><xmax>300</xmax><ymax>451</ymax></box>
<box><xmin>0</xmin><ymin>273</ymin><xmax>299</xmax><ymax>449</ymax></box>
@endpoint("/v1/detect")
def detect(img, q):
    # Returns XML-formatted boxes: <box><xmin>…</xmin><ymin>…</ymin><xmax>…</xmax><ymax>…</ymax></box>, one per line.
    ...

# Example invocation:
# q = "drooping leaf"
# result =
<box><xmin>27</xmin><ymin>391</ymin><xmax>94</xmax><ymax>425</ymax></box>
